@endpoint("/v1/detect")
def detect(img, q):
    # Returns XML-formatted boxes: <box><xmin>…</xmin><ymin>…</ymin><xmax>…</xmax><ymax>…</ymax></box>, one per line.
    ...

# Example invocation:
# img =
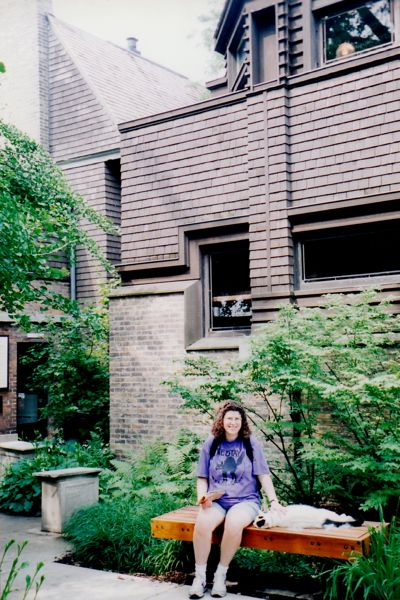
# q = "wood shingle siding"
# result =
<box><xmin>120</xmin><ymin>100</ymin><xmax>250</xmax><ymax>266</ymax></box>
<box><xmin>63</xmin><ymin>163</ymin><xmax>119</xmax><ymax>301</ymax></box>
<box><xmin>289</xmin><ymin>60</ymin><xmax>400</xmax><ymax>206</ymax></box>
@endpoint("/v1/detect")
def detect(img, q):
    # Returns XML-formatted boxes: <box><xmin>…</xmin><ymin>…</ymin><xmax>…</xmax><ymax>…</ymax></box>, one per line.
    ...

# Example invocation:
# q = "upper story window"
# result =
<box><xmin>228</xmin><ymin>23</ymin><xmax>248</xmax><ymax>91</ymax></box>
<box><xmin>298</xmin><ymin>223</ymin><xmax>400</xmax><ymax>283</ymax></box>
<box><xmin>252</xmin><ymin>6</ymin><xmax>278</xmax><ymax>84</ymax></box>
<box><xmin>203</xmin><ymin>241</ymin><xmax>251</xmax><ymax>332</ymax></box>
<box><xmin>322</xmin><ymin>0</ymin><xmax>394</xmax><ymax>63</ymax></box>
<box><xmin>235</xmin><ymin>37</ymin><xmax>246</xmax><ymax>73</ymax></box>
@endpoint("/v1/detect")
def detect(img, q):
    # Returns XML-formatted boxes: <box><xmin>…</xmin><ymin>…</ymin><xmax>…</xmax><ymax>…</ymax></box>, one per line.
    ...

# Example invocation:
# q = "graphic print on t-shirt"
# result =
<box><xmin>213</xmin><ymin>445</ymin><xmax>245</xmax><ymax>486</ymax></box>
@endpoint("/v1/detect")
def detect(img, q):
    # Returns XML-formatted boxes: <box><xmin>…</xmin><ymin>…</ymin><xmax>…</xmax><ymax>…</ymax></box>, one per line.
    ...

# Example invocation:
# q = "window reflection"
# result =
<box><xmin>207</xmin><ymin>243</ymin><xmax>251</xmax><ymax>330</ymax></box>
<box><xmin>323</xmin><ymin>0</ymin><xmax>393</xmax><ymax>62</ymax></box>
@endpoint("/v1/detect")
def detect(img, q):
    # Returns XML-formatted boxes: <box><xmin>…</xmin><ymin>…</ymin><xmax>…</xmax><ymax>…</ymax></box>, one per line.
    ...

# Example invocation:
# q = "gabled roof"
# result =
<box><xmin>48</xmin><ymin>15</ymin><xmax>203</xmax><ymax>126</ymax></box>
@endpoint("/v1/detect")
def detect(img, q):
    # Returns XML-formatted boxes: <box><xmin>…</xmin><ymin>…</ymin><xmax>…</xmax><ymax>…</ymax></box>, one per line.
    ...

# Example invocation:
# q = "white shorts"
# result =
<box><xmin>212</xmin><ymin>500</ymin><xmax>260</xmax><ymax>522</ymax></box>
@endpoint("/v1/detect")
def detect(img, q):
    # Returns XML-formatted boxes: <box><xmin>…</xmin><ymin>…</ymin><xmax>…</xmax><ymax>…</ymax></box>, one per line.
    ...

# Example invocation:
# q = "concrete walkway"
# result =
<box><xmin>0</xmin><ymin>514</ymin><xmax>257</xmax><ymax>600</ymax></box>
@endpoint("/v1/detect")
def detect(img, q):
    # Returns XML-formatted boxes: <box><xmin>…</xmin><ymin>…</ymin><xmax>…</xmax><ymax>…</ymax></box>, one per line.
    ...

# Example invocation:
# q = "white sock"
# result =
<box><xmin>195</xmin><ymin>563</ymin><xmax>207</xmax><ymax>583</ymax></box>
<box><xmin>214</xmin><ymin>563</ymin><xmax>228</xmax><ymax>580</ymax></box>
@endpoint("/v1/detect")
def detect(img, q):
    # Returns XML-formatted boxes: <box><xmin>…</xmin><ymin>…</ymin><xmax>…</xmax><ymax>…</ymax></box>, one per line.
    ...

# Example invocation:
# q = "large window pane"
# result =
<box><xmin>208</xmin><ymin>243</ymin><xmax>251</xmax><ymax>330</ymax></box>
<box><xmin>323</xmin><ymin>0</ymin><xmax>393</xmax><ymax>62</ymax></box>
<box><xmin>301</xmin><ymin>225</ymin><xmax>400</xmax><ymax>281</ymax></box>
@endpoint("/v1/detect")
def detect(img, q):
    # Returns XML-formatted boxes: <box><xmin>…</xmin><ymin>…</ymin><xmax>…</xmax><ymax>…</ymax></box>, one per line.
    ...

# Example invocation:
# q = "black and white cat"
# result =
<box><xmin>254</xmin><ymin>505</ymin><xmax>364</xmax><ymax>530</ymax></box>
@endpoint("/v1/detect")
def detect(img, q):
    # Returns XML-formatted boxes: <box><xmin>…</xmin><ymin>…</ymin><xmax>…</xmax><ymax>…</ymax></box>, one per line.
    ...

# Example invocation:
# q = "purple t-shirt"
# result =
<box><xmin>197</xmin><ymin>435</ymin><xmax>270</xmax><ymax>509</ymax></box>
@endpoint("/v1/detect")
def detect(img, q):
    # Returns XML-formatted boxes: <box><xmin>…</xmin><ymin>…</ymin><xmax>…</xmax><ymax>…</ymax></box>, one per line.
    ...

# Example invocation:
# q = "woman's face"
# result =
<box><xmin>223</xmin><ymin>410</ymin><xmax>242</xmax><ymax>439</ymax></box>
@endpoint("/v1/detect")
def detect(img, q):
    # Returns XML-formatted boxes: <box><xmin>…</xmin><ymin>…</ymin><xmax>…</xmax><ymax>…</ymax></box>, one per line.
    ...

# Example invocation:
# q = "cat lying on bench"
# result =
<box><xmin>254</xmin><ymin>504</ymin><xmax>364</xmax><ymax>530</ymax></box>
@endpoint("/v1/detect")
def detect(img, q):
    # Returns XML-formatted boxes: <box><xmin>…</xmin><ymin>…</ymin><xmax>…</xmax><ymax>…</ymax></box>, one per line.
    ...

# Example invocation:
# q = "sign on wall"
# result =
<box><xmin>0</xmin><ymin>336</ymin><xmax>9</xmax><ymax>390</ymax></box>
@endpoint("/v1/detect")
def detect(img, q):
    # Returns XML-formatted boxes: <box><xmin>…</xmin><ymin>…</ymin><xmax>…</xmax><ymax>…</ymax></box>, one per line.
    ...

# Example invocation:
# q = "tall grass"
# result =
<box><xmin>63</xmin><ymin>494</ymin><xmax>193</xmax><ymax>575</ymax></box>
<box><xmin>324</xmin><ymin>519</ymin><xmax>400</xmax><ymax>600</ymax></box>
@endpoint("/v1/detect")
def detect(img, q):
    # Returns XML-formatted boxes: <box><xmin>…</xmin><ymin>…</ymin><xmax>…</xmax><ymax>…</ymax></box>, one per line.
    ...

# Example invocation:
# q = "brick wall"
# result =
<box><xmin>109</xmin><ymin>287</ymin><xmax>241</xmax><ymax>453</ymax></box>
<box><xmin>0</xmin><ymin>325</ymin><xmax>24</xmax><ymax>434</ymax></box>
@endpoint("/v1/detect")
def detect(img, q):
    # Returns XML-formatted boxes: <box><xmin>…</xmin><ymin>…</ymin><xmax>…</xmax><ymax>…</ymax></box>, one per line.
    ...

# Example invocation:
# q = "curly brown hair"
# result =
<box><xmin>211</xmin><ymin>400</ymin><xmax>251</xmax><ymax>440</ymax></box>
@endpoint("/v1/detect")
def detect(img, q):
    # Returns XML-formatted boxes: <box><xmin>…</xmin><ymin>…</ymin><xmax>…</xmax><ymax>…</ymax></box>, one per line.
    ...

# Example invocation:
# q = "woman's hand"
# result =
<box><xmin>257</xmin><ymin>474</ymin><xmax>287</xmax><ymax>514</ymax></box>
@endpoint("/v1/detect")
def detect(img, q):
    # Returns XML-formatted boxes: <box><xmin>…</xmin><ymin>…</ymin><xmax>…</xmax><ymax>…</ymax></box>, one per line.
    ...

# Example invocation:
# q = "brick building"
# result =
<box><xmin>0</xmin><ymin>0</ymin><xmax>201</xmax><ymax>435</ymax></box>
<box><xmin>109</xmin><ymin>0</ymin><xmax>400</xmax><ymax>452</ymax></box>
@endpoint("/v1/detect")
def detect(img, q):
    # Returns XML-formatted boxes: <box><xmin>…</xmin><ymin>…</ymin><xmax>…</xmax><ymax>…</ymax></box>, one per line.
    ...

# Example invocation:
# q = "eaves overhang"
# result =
<box><xmin>214</xmin><ymin>0</ymin><xmax>244</xmax><ymax>55</ymax></box>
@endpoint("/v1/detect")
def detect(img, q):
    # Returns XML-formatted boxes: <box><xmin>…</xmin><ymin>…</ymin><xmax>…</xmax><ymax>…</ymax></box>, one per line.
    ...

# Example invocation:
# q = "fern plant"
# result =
<box><xmin>102</xmin><ymin>429</ymin><xmax>201</xmax><ymax>503</ymax></box>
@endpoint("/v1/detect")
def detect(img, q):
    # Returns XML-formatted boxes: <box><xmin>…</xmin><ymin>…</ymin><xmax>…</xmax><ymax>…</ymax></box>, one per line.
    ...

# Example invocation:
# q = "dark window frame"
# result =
<box><xmin>201</xmin><ymin>240</ymin><xmax>252</xmax><ymax>336</ymax></box>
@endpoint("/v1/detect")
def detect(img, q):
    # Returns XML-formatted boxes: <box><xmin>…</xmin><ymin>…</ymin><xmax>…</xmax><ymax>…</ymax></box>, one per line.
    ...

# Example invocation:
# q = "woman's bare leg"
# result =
<box><xmin>193</xmin><ymin>505</ymin><xmax>225</xmax><ymax>565</ymax></box>
<box><xmin>219</xmin><ymin>504</ymin><xmax>254</xmax><ymax>567</ymax></box>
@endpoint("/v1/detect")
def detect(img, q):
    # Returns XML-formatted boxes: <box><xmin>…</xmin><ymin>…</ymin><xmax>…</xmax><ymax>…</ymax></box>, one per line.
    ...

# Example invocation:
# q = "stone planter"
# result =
<box><xmin>33</xmin><ymin>467</ymin><xmax>102</xmax><ymax>533</ymax></box>
<box><xmin>0</xmin><ymin>440</ymin><xmax>35</xmax><ymax>474</ymax></box>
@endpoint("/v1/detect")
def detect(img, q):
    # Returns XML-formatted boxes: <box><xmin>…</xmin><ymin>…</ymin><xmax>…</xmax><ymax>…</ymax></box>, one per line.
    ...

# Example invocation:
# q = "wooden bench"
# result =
<box><xmin>151</xmin><ymin>505</ymin><xmax>386</xmax><ymax>560</ymax></box>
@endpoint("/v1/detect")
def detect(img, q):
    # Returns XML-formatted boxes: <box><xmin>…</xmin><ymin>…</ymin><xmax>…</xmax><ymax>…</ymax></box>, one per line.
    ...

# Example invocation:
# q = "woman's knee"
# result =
<box><xmin>223</xmin><ymin>508</ymin><xmax>253</xmax><ymax>535</ymax></box>
<box><xmin>194</xmin><ymin>519</ymin><xmax>214</xmax><ymax>537</ymax></box>
<box><xmin>223</xmin><ymin>519</ymin><xmax>247</xmax><ymax>537</ymax></box>
<box><xmin>194</xmin><ymin>512</ymin><xmax>223</xmax><ymax>537</ymax></box>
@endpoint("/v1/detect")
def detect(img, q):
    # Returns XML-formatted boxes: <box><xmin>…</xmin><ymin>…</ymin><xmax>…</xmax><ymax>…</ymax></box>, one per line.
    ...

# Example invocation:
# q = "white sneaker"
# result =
<box><xmin>189</xmin><ymin>575</ymin><xmax>206</xmax><ymax>599</ymax></box>
<box><xmin>211</xmin><ymin>574</ymin><xmax>227</xmax><ymax>598</ymax></box>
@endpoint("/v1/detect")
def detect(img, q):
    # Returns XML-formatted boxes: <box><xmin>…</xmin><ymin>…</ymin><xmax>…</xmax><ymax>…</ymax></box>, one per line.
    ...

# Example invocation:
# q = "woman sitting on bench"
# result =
<box><xmin>189</xmin><ymin>400</ymin><xmax>285</xmax><ymax>599</ymax></box>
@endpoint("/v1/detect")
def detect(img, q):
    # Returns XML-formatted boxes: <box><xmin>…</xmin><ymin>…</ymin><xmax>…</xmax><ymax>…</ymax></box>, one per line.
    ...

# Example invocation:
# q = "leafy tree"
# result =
<box><xmin>1</xmin><ymin>121</ymin><xmax>119</xmax><ymax>438</ymax></box>
<box><xmin>0</xmin><ymin>121</ymin><xmax>117</xmax><ymax>317</ymax></box>
<box><xmin>166</xmin><ymin>290</ymin><xmax>400</xmax><ymax>517</ymax></box>
<box><xmin>24</xmin><ymin>297</ymin><xmax>111</xmax><ymax>440</ymax></box>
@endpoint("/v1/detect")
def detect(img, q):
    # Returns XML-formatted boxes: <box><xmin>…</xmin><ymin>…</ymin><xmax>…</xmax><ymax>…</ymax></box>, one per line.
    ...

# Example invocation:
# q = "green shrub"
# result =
<box><xmin>64</xmin><ymin>495</ymin><xmax>193</xmax><ymax>575</ymax></box>
<box><xmin>232</xmin><ymin>547</ymin><xmax>324</xmax><ymax>579</ymax></box>
<box><xmin>23</xmin><ymin>302</ymin><xmax>112</xmax><ymax>442</ymax></box>
<box><xmin>324</xmin><ymin>519</ymin><xmax>400</xmax><ymax>600</ymax></box>
<box><xmin>63</xmin><ymin>430</ymin><xmax>201</xmax><ymax>576</ymax></box>
<box><xmin>0</xmin><ymin>435</ymin><xmax>113</xmax><ymax>515</ymax></box>
<box><xmin>166</xmin><ymin>291</ymin><xmax>400</xmax><ymax>516</ymax></box>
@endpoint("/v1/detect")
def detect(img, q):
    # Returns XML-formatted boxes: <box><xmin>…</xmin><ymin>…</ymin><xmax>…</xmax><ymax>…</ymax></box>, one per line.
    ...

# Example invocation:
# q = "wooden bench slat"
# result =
<box><xmin>151</xmin><ymin>506</ymin><xmax>385</xmax><ymax>560</ymax></box>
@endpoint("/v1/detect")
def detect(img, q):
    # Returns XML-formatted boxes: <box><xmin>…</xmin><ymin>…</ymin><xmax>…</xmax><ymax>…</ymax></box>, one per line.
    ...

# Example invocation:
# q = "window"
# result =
<box><xmin>235</xmin><ymin>37</ymin><xmax>246</xmax><ymax>74</ymax></box>
<box><xmin>321</xmin><ymin>0</ymin><xmax>394</xmax><ymax>63</ymax></box>
<box><xmin>203</xmin><ymin>241</ymin><xmax>251</xmax><ymax>332</ymax></box>
<box><xmin>299</xmin><ymin>223</ymin><xmax>400</xmax><ymax>282</ymax></box>
<box><xmin>252</xmin><ymin>6</ymin><xmax>277</xmax><ymax>84</ymax></box>
<box><xmin>0</xmin><ymin>336</ymin><xmax>8</xmax><ymax>390</ymax></box>
<box><xmin>228</xmin><ymin>22</ymin><xmax>248</xmax><ymax>91</ymax></box>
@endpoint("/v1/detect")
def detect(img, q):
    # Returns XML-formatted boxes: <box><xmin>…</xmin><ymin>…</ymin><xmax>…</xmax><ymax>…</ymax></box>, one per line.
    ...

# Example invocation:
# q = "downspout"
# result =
<box><xmin>70</xmin><ymin>246</ymin><xmax>76</xmax><ymax>301</ymax></box>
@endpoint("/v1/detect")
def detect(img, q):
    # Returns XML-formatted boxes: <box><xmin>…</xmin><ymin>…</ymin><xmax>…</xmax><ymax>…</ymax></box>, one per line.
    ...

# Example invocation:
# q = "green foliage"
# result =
<box><xmin>233</xmin><ymin>546</ymin><xmax>323</xmax><ymax>579</ymax></box>
<box><xmin>24</xmin><ymin>300</ymin><xmax>111</xmax><ymax>440</ymax></box>
<box><xmin>64</xmin><ymin>430</ymin><xmax>200</xmax><ymax>575</ymax></box>
<box><xmin>0</xmin><ymin>62</ymin><xmax>5</xmax><ymax>74</ymax></box>
<box><xmin>0</xmin><ymin>436</ymin><xmax>113</xmax><ymax>515</ymax></box>
<box><xmin>0</xmin><ymin>539</ymin><xmax>44</xmax><ymax>599</ymax></box>
<box><xmin>324</xmin><ymin>519</ymin><xmax>400</xmax><ymax>600</ymax></box>
<box><xmin>0</xmin><ymin>121</ymin><xmax>117</xmax><ymax>317</ymax></box>
<box><xmin>102</xmin><ymin>429</ymin><xmax>201</xmax><ymax>503</ymax></box>
<box><xmin>166</xmin><ymin>291</ymin><xmax>400</xmax><ymax>515</ymax></box>
<box><xmin>64</xmin><ymin>495</ymin><xmax>192</xmax><ymax>575</ymax></box>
